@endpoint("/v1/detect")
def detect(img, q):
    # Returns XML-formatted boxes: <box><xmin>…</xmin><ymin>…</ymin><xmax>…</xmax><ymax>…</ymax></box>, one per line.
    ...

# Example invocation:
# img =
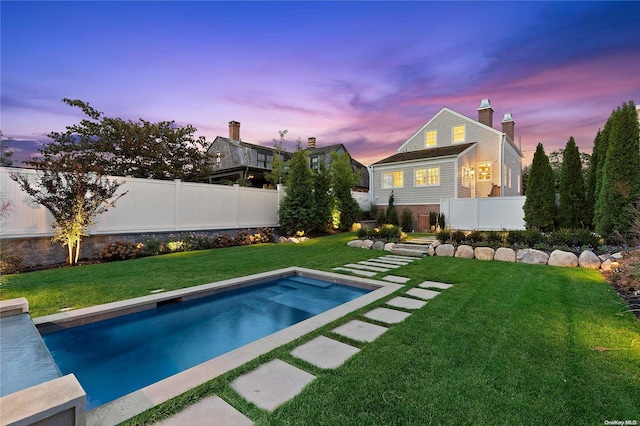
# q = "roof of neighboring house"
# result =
<box><xmin>371</xmin><ymin>143</ymin><xmax>476</xmax><ymax>166</ymax></box>
<box><xmin>210</xmin><ymin>137</ymin><xmax>287</xmax><ymax>155</ymax></box>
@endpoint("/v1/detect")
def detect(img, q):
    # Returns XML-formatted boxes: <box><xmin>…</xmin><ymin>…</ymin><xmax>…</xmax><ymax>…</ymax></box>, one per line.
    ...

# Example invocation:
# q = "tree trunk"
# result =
<box><xmin>67</xmin><ymin>239</ymin><xmax>74</xmax><ymax>265</ymax></box>
<box><xmin>74</xmin><ymin>239</ymin><xmax>81</xmax><ymax>265</ymax></box>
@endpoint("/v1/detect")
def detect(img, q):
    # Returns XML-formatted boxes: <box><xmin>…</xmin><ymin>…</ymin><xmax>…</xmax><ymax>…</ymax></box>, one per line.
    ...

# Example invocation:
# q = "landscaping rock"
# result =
<box><xmin>516</xmin><ymin>249</ymin><xmax>549</xmax><ymax>265</ymax></box>
<box><xmin>427</xmin><ymin>245</ymin><xmax>436</xmax><ymax>256</ymax></box>
<box><xmin>454</xmin><ymin>245</ymin><xmax>474</xmax><ymax>259</ymax></box>
<box><xmin>494</xmin><ymin>247</ymin><xmax>516</xmax><ymax>262</ymax></box>
<box><xmin>435</xmin><ymin>244</ymin><xmax>455</xmax><ymax>257</ymax></box>
<box><xmin>362</xmin><ymin>239</ymin><xmax>374</xmax><ymax>249</ymax></box>
<box><xmin>372</xmin><ymin>241</ymin><xmax>385</xmax><ymax>251</ymax></box>
<box><xmin>474</xmin><ymin>247</ymin><xmax>496</xmax><ymax>261</ymax></box>
<box><xmin>611</xmin><ymin>252</ymin><xmax>624</xmax><ymax>259</ymax></box>
<box><xmin>278</xmin><ymin>236</ymin><xmax>288</xmax><ymax>243</ymax></box>
<box><xmin>431</xmin><ymin>240</ymin><xmax>441</xmax><ymax>248</ymax></box>
<box><xmin>600</xmin><ymin>259</ymin><xmax>613</xmax><ymax>271</ymax></box>
<box><xmin>598</xmin><ymin>254</ymin><xmax>610</xmax><ymax>262</ymax></box>
<box><xmin>347</xmin><ymin>240</ymin><xmax>364</xmax><ymax>248</ymax></box>
<box><xmin>578</xmin><ymin>250</ymin><xmax>601</xmax><ymax>269</ymax></box>
<box><xmin>548</xmin><ymin>250</ymin><xmax>578</xmax><ymax>267</ymax></box>
<box><xmin>384</xmin><ymin>242</ymin><xmax>396</xmax><ymax>252</ymax></box>
<box><xmin>287</xmin><ymin>237</ymin><xmax>301</xmax><ymax>244</ymax></box>
<box><xmin>299</xmin><ymin>237</ymin><xmax>309</xmax><ymax>242</ymax></box>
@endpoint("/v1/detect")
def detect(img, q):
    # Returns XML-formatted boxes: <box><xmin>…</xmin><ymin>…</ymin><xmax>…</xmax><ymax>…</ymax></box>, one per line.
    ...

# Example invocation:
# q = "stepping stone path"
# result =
<box><xmin>332</xmin><ymin>254</ymin><xmax>416</xmax><ymax>282</ymax></box>
<box><xmin>164</xmin><ymin>277</ymin><xmax>455</xmax><ymax>425</ymax></box>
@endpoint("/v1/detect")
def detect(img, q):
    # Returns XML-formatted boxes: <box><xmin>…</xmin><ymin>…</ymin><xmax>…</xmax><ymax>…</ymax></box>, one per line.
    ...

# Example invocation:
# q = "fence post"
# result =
<box><xmin>174</xmin><ymin>179</ymin><xmax>181</xmax><ymax>231</ymax></box>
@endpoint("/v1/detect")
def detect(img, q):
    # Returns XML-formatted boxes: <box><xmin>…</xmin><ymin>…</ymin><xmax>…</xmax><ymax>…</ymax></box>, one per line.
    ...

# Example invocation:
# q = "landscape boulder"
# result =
<box><xmin>516</xmin><ymin>249</ymin><xmax>549</xmax><ymax>265</ymax></box>
<box><xmin>494</xmin><ymin>247</ymin><xmax>516</xmax><ymax>262</ymax></box>
<box><xmin>431</xmin><ymin>240</ymin><xmax>442</xmax><ymax>248</ymax></box>
<box><xmin>362</xmin><ymin>239</ymin><xmax>374</xmax><ymax>249</ymax></box>
<box><xmin>427</xmin><ymin>244</ymin><xmax>436</xmax><ymax>256</ymax></box>
<box><xmin>435</xmin><ymin>244</ymin><xmax>455</xmax><ymax>257</ymax></box>
<box><xmin>474</xmin><ymin>247</ymin><xmax>496</xmax><ymax>261</ymax></box>
<box><xmin>372</xmin><ymin>241</ymin><xmax>385</xmax><ymax>251</ymax></box>
<box><xmin>548</xmin><ymin>250</ymin><xmax>578</xmax><ymax>267</ymax></box>
<box><xmin>347</xmin><ymin>240</ymin><xmax>364</xmax><ymax>248</ymax></box>
<box><xmin>384</xmin><ymin>242</ymin><xmax>396</xmax><ymax>252</ymax></box>
<box><xmin>454</xmin><ymin>245</ymin><xmax>474</xmax><ymax>259</ymax></box>
<box><xmin>287</xmin><ymin>237</ymin><xmax>301</xmax><ymax>244</ymax></box>
<box><xmin>578</xmin><ymin>250</ymin><xmax>601</xmax><ymax>269</ymax></box>
<box><xmin>278</xmin><ymin>236</ymin><xmax>288</xmax><ymax>243</ymax></box>
<box><xmin>600</xmin><ymin>259</ymin><xmax>613</xmax><ymax>271</ymax></box>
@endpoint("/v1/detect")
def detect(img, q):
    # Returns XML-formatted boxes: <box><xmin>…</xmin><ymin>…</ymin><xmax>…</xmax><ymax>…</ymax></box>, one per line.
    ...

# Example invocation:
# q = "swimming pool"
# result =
<box><xmin>42</xmin><ymin>274</ymin><xmax>369</xmax><ymax>409</ymax></box>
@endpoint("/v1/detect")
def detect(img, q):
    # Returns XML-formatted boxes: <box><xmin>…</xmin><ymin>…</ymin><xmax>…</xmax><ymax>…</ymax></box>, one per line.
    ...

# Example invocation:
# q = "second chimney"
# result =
<box><xmin>229</xmin><ymin>121</ymin><xmax>240</xmax><ymax>141</ymax></box>
<box><xmin>307</xmin><ymin>137</ymin><xmax>316</xmax><ymax>149</ymax></box>
<box><xmin>501</xmin><ymin>113</ymin><xmax>515</xmax><ymax>141</ymax></box>
<box><xmin>477</xmin><ymin>98</ymin><xmax>493</xmax><ymax>128</ymax></box>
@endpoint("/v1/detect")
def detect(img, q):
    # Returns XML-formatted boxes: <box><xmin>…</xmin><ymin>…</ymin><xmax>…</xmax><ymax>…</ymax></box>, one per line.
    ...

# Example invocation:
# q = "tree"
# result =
<box><xmin>330</xmin><ymin>152</ymin><xmax>361</xmax><ymax>231</ymax></box>
<box><xmin>28</xmin><ymin>99</ymin><xmax>213</xmax><ymax>181</ymax></box>
<box><xmin>265</xmin><ymin>130</ymin><xmax>288</xmax><ymax>187</ymax></box>
<box><xmin>584</xmin><ymin>130</ymin><xmax>602</xmax><ymax>228</ymax></box>
<box><xmin>557</xmin><ymin>137</ymin><xmax>586</xmax><ymax>228</ymax></box>
<box><xmin>386</xmin><ymin>192</ymin><xmax>399</xmax><ymax>226</ymax></box>
<box><xmin>1</xmin><ymin>131</ymin><xmax>14</xmax><ymax>167</ymax></box>
<box><xmin>11</xmin><ymin>156</ymin><xmax>125</xmax><ymax>265</ymax></box>
<box><xmin>594</xmin><ymin>101</ymin><xmax>640</xmax><ymax>239</ymax></box>
<box><xmin>278</xmin><ymin>143</ymin><xmax>315</xmax><ymax>235</ymax></box>
<box><xmin>311</xmin><ymin>162</ymin><xmax>334</xmax><ymax>233</ymax></box>
<box><xmin>523</xmin><ymin>143</ymin><xmax>556</xmax><ymax>231</ymax></box>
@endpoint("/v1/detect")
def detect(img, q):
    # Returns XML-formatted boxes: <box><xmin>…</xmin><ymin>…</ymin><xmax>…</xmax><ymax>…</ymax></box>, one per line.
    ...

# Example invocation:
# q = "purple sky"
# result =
<box><xmin>2</xmin><ymin>1</ymin><xmax>639</xmax><ymax>167</ymax></box>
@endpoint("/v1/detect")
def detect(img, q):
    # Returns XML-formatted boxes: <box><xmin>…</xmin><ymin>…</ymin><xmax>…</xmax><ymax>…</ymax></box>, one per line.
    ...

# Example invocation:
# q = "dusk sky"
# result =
<box><xmin>2</xmin><ymin>1</ymin><xmax>639</xmax><ymax>167</ymax></box>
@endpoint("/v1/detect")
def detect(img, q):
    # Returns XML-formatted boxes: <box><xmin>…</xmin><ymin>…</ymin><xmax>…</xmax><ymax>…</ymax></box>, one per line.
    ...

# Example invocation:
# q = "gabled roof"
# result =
<box><xmin>372</xmin><ymin>143</ymin><xmax>476</xmax><ymax>166</ymax></box>
<box><xmin>210</xmin><ymin>137</ymin><xmax>286</xmax><ymax>154</ymax></box>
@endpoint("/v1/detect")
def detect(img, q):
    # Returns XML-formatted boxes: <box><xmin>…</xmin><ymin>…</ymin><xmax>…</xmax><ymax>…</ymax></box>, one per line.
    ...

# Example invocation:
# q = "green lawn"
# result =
<box><xmin>2</xmin><ymin>233</ymin><xmax>639</xmax><ymax>425</ymax></box>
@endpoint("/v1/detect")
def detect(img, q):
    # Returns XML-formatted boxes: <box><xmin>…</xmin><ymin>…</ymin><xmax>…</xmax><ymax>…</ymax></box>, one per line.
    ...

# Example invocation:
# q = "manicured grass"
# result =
<box><xmin>3</xmin><ymin>234</ymin><xmax>639</xmax><ymax>424</ymax></box>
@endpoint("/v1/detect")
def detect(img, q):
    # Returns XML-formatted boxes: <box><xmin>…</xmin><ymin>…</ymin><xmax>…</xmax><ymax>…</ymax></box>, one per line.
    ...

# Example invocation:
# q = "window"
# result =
<box><xmin>462</xmin><ymin>166</ymin><xmax>471</xmax><ymax>188</ymax></box>
<box><xmin>453</xmin><ymin>125</ymin><xmax>465</xmax><ymax>143</ymax></box>
<box><xmin>425</xmin><ymin>130</ymin><xmax>437</xmax><ymax>147</ymax></box>
<box><xmin>257</xmin><ymin>152</ymin><xmax>274</xmax><ymax>169</ymax></box>
<box><xmin>415</xmin><ymin>169</ymin><xmax>427</xmax><ymax>186</ymax></box>
<box><xmin>215</xmin><ymin>152</ymin><xmax>221</xmax><ymax>164</ymax></box>
<box><xmin>383</xmin><ymin>171</ymin><xmax>404</xmax><ymax>188</ymax></box>
<box><xmin>478</xmin><ymin>162</ymin><xmax>491</xmax><ymax>181</ymax></box>
<box><xmin>310</xmin><ymin>157</ymin><xmax>318</xmax><ymax>170</ymax></box>
<box><xmin>427</xmin><ymin>167</ymin><xmax>440</xmax><ymax>185</ymax></box>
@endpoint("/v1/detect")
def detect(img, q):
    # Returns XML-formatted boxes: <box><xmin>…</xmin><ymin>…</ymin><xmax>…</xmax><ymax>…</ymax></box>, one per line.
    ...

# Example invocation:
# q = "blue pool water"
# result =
<box><xmin>42</xmin><ymin>276</ymin><xmax>369</xmax><ymax>409</ymax></box>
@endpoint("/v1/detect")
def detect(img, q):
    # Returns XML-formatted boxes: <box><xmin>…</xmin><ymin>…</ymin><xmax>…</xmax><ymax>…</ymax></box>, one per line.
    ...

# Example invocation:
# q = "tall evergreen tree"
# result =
<box><xmin>330</xmin><ymin>152</ymin><xmax>361</xmax><ymax>231</ymax></box>
<box><xmin>584</xmin><ymin>130</ymin><xmax>601</xmax><ymax>228</ymax></box>
<box><xmin>311</xmin><ymin>162</ymin><xmax>334</xmax><ymax>233</ymax></box>
<box><xmin>523</xmin><ymin>143</ymin><xmax>556</xmax><ymax>231</ymax></box>
<box><xmin>594</xmin><ymin>101</ymin><xmax>640</xmax><ymax>239</ymax></box>
<box><xmin>278</xmin><ymin>144</ymin><xmax>315</xmax><ymax>235</ymax></box>
<box><xmin>557</xmin><ymin>137</ymin><xmax>586</xmax><ymax>228</ymax></box>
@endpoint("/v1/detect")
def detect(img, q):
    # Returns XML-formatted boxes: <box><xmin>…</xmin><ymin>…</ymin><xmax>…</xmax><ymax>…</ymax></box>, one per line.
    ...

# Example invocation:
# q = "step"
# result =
<box><xmin>389</xmin><ymin>248</ymin><xmax>425</xmax><ymax>258</ymax></box>
<box><xmin>394</xmin><ymin>243</ymin><xmax>430</xmax><ymax>252</ymax></box>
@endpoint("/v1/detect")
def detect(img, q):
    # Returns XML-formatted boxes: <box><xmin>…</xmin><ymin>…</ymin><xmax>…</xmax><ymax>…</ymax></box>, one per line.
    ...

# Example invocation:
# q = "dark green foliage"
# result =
<box><xmin>466</xmin><ymin>230</ymin><xmax>484</xmax><ymax>243</ymax></box>
<box><xmin>330</xmin><ymin>152</ymin><xmax>360</xmax><ymax>231</ymax></box>
<box><xmin>386</xmin><ymin>192</ymin><xmax>399</xmax><ymax>225</ymax></box>
<box><xmin>595</xmin><ymin>101</ymin><xmax>640</xmax><ymax>239</ymax></box>
<box><xmin>429</xmin><ymin>211</ymin><xmax>438</xmax><ymax>230</ymax></box>
<box><xmin>375</xmin><ymin>208</ymin><xmax>386</xmax><ymax>227</ymax></box>
<box><xmin>546</xmin><ymin>228</ymin><xmax>600</xmax><ymax>248</ymax></box>
<box><xmin>311</xmin><ymin>163</ymin><xmax>334</xmax><ymax>233</ymax></box>
<box><xmin>400</xmin><ymin>208</ymin><xmax>413</xmax><ymax>232</ymax></box>
<box><xmin>505</xmin><ymin>229</ymin><xmax>544</xmax><ymax>247</ymax></box>
<box><xmin>584</xmin><ymin>130</ymin><xmax>601</xmax><ymax>228</ymax></box>
<box><xmin>278</xmin><ymin>146</ymin><xmax>316</xmax><ymax>235</ymax></box>
<box><xmin>451</xmin><ymin>230</ymin><xmax>466</xmax><ymax>244</ymax></box>
<box><xmin>27</xmin><ymin>99</ymin><xmax>213</xmax><ymax>181</ymax></box>
<box><xmin>558</xmin><ymin>137</ymin><xmax>586</xmax><ymax>228</ymax></box>
<box><xmin>436</xmin><ymin>229</ymin><xmax>451</xmax><ymax>242</ymax></box>
<box><xmin>265</xmin><ymin>130</ymin><xmax>288</xmax><ymax>186</ymax></box>
<box><xmin>437</xmin><ymin>213</ymin><xmax>446</xmax><ymax>230</ymax></box>
<box><xmin>357</xmin><ymin>224</ymin><xmax>404</xmax><ymax>242</ymax></box>
<box><xmin>524</xmin><ymin>143</ymin><xmax>557</xmax><ymax>231</ymax></box>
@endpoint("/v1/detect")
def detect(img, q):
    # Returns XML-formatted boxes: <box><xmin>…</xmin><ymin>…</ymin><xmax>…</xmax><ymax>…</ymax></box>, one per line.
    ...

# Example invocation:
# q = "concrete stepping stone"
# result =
<box><xmin>386</xmin><ymin>296</ymin><xmax>427</xmax><ymax>310</ymax></box>
<box><xmin>364</xmin><ymin>307</ymin><xmax>411</xmax><ymax>324</ymax></box>
<box><xmin>370</xmin><ymin>258</ymin><xmax>410</xmax><ymax>266</ymax></box>
<box><xmin>231</xmin><ymin>359</ymin><xmax>315</xmax><ymax>411</ymax></box>
<box><xmin>344</xmin><ymin>263</ymin><xmax>390</xmax><ymax>272</ymax></box>
<box><xmin>405</xmin><ymin>288</ymin><xmax>440</xmax><ymax>300</ymax></box>
<box><xmin>155</xmin><ymin>395</ymin><xmax>252</xmax><ymax>426</ymax></box>
<box><xmin>291</xmin><ymin>336</ymin><xmax>360</xmax><ymax>369</ymax></box>
<box><xmin>332</xmin><ymin>267</ymin><xmax>377</xmax><ymax>277</ymax></box>
<box><xmin>381</xmin><ymin>255</ymin><xmax>416</xmax><ymax>261</ymax></box>
<box><xmin>419</xmin><ymin>281</ymin><xmax>453</xmax><ymax>290</ymax></box>
<box><xmin>382</xmin><ymin>275</ymin><xmax>411</xmax><ymax>284</ymax></box>
<box><xmin>332</xmin><ymin>320</ymin><xmax>388</xmax><ymax>343</ymax></box>
<box><xmin>359</xmin><ymin>260</ymin><xmax>401</xmax><ymax>269</ymax></box>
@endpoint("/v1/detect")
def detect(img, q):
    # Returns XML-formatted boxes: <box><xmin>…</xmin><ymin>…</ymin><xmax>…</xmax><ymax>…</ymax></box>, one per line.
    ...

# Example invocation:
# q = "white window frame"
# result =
<box><xmin>383</xmin><ymin>171</ymin><xmax>404</xmax><ymax>188</ymax></box>
<box><xmin>462</xmin><ymin>166</ymin><xmax>471</xmax><ymax>188</ymax></box>
<box><xmin>425</xmin><ymin>130</ymin><xmax>437</xmax><ymax>148</ymax></box>
<box><xmin>415</xmin><ymin>168</ymin><xmax>427</xmax><ymax>187</ymax></box>
<box><xmin>478</xmin><ymin>161</ymin><xmax>492</xmax><ymax>181</ymax></box>
<box><xmin>453</xmin><ymin>125</ymin><xmax>465</xmax><ymax>143</ymax></box>
<box><xmin>427</xmin><ymin>167</ymin><xmax>440</xmax><ymax>186</ymax></box>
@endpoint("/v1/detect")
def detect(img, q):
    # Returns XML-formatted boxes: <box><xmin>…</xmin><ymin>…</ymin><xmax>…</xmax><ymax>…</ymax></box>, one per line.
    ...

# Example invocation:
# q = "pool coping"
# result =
<box><xmin>33</xmin><ymin>267</ymin><xmax>403</xmax><ymax>426</ymax></box>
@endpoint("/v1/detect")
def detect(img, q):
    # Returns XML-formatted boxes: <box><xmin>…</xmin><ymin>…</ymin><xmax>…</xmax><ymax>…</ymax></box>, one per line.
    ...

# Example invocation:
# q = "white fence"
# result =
<box><xmin>1</xmin><ymin>167</ymin><xmax>282</xmax><ymax>238</ymax></box>
<box><xmin>440</xmin><ymin>196</ymin><xmax>526</xmax><ymax>231</ymax></box>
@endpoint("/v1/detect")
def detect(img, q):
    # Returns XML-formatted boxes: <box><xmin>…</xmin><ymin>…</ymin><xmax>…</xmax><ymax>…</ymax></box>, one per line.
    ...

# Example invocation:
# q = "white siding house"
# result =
<box><xmin>370</xmin><ymin>99</ymin><xmax>524</xmax><ymax>230</ymax></box>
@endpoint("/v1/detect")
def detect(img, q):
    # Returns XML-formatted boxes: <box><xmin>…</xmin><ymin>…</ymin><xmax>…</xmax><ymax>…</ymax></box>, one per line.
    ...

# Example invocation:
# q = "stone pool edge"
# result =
<box><xmin>34</xmin><ymin>267</ymin><xmax>402</xmax><ymax>426</ymax></box>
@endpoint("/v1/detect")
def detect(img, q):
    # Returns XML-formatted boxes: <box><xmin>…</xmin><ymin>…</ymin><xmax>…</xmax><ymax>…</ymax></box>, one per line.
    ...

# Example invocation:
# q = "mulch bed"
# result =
<box><xmin>601</xmin><ymin>249</ymin><xmax>640</xmax><ymax>320</ymax></box>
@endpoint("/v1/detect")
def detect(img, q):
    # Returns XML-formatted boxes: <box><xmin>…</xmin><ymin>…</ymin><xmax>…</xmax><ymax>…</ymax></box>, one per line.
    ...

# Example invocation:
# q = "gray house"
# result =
<box><xmin>369</xmin><ymin>99</ymin><xmax>523</xmax><ymax>229</ymax></box>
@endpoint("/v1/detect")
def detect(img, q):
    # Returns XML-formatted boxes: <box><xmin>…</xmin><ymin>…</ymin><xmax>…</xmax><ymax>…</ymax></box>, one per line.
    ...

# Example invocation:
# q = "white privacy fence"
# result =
<box><xmin>440</xmin><ymin>196</ymin><xmax>526</xmax><ymax>231</ymax></box>
<box><xmin>1</xmin><ymin>167</ymin><xmax>282</xmax><ymax>238</ymax></box>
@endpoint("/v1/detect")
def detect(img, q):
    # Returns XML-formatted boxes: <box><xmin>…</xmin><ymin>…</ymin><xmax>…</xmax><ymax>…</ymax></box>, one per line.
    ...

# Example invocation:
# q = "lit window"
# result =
<box><xmin>415</xmin><ymin>169</ymin><xmax>427</xmax><ymax>186</ymax></box>
<box><xmin>425</xmin><ymin>130</ymin><xmax>437</xmax><ymax>147</ymax></box>
<box><xmin>453</xmin><ymin>125</ymin><xmax>465</xmax><ymax>143</ymax></box>
<box><xmin>462</xmin><ymin>166</ymin><xmax>471</xmax><ymax>188</ymax></box>
<box><xmin>383</xmin><ymin>171</ymin><xmax>404</xmax><ymax>188</ymax></box>
<box><xmin>478</xmin><ymin>162</ymin><xmax>491</xmax><ymax>181</ymax></box>
<box><xmin>427</xmin><ymin>167</ymin><xmax>440</xmax><ymax>185</ymax></box>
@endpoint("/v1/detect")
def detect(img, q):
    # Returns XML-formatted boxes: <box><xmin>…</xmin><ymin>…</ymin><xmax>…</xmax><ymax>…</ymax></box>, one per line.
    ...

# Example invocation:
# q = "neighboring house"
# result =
<box><xmin>369</xmin><ymin>99</ymin><xmax>523</xmax><ymax>229</ymax></box>
<box><xmin>208</xmin><ymin>121</ymin><xmax>369</xmax><ymax>191</ymax></box>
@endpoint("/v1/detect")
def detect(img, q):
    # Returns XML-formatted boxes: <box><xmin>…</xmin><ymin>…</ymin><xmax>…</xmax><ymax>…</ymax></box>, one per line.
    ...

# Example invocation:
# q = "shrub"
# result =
<box><xmin>378</xmin><ymin>224</ymin><xmax>403</xmax><ymax>241</ymax></box>
<box><xmin>451</xmin><ymin>230</ymin><xmax>466</xmax><ymax>244</ymax></box>
<box><xmin>142</xmin><ymin>235</ymin><xmax>163</xmax><ymax>256</ymax></box>
<box><xmin>376</xmin><ymin>208</ymin><xmax>386</xmax><ymax>227</ymax></box>
<box><xmin>357</xmin><ymin>227</ymin><xmax>369</xmax><ymax>239</ymax></box>
<box><xmin>429</xmin><ymin>211</ymin><xmax>438</xmax><ymax>231</ymax></box>
<box><xmin>466</xmin><ymin>230</ymin><xmax>484</xmax><ymax>243</ymax></box>
<box><xmin>436</xmin><ymin>229</ymin><xmax>451</xmax><ymax>242</ymax></box>
<box><xmin>0</xmin><ymin>254</ymin><xmax>24</xmax><ymax>274</ymax></box>
<box><xmin>100</xmin><ymin>241</ymin><xmax>142</xmax><ymax>261</ymax></box>
<box><xmin>437</xmin><ymin>213</ymin><xmax>446</xmax><ymax>230</ymax></box>
<box><xmin>484</xmin><ymin>231</ymin><xmax>506</xmax><ymax>244</ymax></box>
<box><xmin>506</xmin><ymin>229</ymin><xmax>544</xmax><ymax>247</ymax></box>
<box><xmin>401</xmin><ymin>208</ymin><xmax>413</xmax><ymax>232</ymax></box>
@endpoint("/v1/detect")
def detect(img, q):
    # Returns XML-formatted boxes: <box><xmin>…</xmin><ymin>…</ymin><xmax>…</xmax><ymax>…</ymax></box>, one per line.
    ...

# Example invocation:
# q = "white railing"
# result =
<box><xmin>440</xmin><ymin>196</ymin><xmax>526</xmax><ymax>230</ymax></box>
<box><xmin>1</xmin><ymin>167</ymin><xmax>281</xmax><ymax>238</ymax></box>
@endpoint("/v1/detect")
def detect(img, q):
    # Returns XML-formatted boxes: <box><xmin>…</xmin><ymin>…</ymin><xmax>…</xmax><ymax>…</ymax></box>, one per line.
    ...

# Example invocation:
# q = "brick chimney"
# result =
<box><xmin>229</xmin><ymin>121</ymin><xmax>240</xmax><ymax>141</ymax></box>
<box><xmin>477</xmin><ymin>98</ymin><xmax>493</xmax><ymax>128</ymax></box>
<box><xmin>307</xmin><ymin>137</ymin><xmax>316</xmax><ymax>149</ymax></box>
<box><xmin>501</xmin><ymin>113</ymin><xmax>515</xmax><ymax>141</ymax></box>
